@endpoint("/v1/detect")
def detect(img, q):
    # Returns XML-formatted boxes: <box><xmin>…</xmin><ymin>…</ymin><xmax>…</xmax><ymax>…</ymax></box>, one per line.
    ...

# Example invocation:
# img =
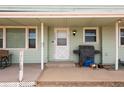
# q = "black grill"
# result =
<box><xmin>73</xmin><ymin>45</ymin><xmax>100</xmax><ymax>67</ymax></box>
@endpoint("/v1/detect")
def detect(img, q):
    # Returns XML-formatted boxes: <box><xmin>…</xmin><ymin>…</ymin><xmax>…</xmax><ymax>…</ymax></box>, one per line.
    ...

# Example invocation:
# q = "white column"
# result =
<box><xmin>115</xmin><ymin>22</ymin><xmax>119</xmax><ymax>70</ymax></box>
<box><xmin>19</xmin><ymin>50</ymin><xmax>24</xmax><ymax>82</ymax></box>
<box><xmin>3</xmin><ymin>27</ymin><xmax>6</xmax><ymax>48</ymax></box>
<box><xmin>41</xmin><ymin>23</ymin><xmax>44</xmax><ymax>70</ymax></box>
<box><xmin>25</xmin><ymin>28</ymin><xmax>28</xmax><ymax>49</ymax></box>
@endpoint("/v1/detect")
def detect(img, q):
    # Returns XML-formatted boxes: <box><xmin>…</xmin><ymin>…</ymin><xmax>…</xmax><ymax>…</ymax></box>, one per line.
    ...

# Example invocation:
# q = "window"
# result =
<box><xmin>28</xmin><ymin>28</ymin><xmax>36</xmax><ymax>48</ymax></box>
<box><xmin>0</xmin><ymin>26</ymin><xmax>37</xmax><ymax>49</ymax></box>
<box><xmin>6</xmin><ymin>28</ymin><xmax>25</xmax><ymax>48</ymax></box>
<box><xmin>120</xmin><ymin>28</ymin><xmax>124</xmax><ymax>45</ymax></box>
<box><xmin>57</xmin><ymin>31</ymin><xmax>67</xmax><ymax>46</ymax></box>
<box><xmin>57</xmin><ymin>38</ymin><xmax>67</xmax><ymax>46</ymax></box>
<box><xmin>0</xmin><ymin>28</ymin><xmax>3</xmax><ymax>48</ymax></box>
<box><xmin>83</xmin><ymin>27</ymin><xmax>99</xmax><ymax>44</ymax></box>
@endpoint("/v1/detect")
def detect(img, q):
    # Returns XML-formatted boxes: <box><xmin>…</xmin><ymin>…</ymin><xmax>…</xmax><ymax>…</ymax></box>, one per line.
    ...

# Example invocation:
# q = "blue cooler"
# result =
<box><xmin>83</xmin><ymin>58</ymin><xmax>94</xmax><ymax>67</ymax></box>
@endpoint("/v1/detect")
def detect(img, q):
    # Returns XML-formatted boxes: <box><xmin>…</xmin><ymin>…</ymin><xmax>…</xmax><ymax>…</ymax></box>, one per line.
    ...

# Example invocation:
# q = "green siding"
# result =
<box><xmin>70</xmin><ymin>27</ymin><xmax>83</xmax><ymax>62</ymax></box>
<box><xmin>24</xmin><ymin>50</ymin><xmax>41</xmax><ymax>63</ymax></box>
<box><xmin>6</xmin><ymin>24</ymin><xmax>124</xmax><ymax>65</ymax></box>
<box><xmin>102</xmin><ymin>26</ymin><xmax>116</xmax><ymax>64</ymax></box>
<box><xmin>8</xmin><ymin>50</ymin><xmax>20</xmax><ymax>63</ymax></box>
<box><xmin>23</xmin><ymin>26</ymin><xmax>41</xmax><ymax>63</ymax></box>
<box><xmin>10</xmin><ymin>49</ymin><xmax>41</xmax><ymax>63</ymax></box>
<box><xmin>43</xmin><ymin>25</ymin><xmax>48</xmax><ymax>63</ymax></box>
<box><xmin>48</xmin><ymin>27</ymin><xmax>55</xmax><ymax>61</ymax></box>
<box><xmin>119</xmin><ymin>48</ymin><xmax>124</xmax><ymax>61</ymax></box>
<box><xmin>48</xmin><ymin>26</ymin><xmax>101</xmax><ymax>63</ymax></box>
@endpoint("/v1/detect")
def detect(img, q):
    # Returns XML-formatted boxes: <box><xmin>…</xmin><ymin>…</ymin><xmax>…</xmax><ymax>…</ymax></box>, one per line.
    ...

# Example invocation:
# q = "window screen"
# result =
<box><xmin>6</xmin><ymin>28</ymin><xmax>25</xmax><ymax>48</ymax></box>
<box><xmin>120</xmin><ymin>29</ymin><xmax>124</xmax><ymax>45</ymax></box>
<box><xmin>57</xmin><ymin>38</ymin><xmax>67</xmax><ymax>46</ymax></box>
<box><xmin>57</xmin><ymin>31</ymin><xmax>67</xmax><ymax>46</ymax></box>
<box><xmin>85</xmin><ymin>29</ymin><xmax>96</xmax><ymax>42</ymax></box>
<box><xmin>0</xmin><ymin>28</ymin><xmax>3</xmax><ymax>48</ymax></box>
<box><xmin>28</xmin><ymin>28</ymin><xmax>36</xmax><ymax>48</ymax></box>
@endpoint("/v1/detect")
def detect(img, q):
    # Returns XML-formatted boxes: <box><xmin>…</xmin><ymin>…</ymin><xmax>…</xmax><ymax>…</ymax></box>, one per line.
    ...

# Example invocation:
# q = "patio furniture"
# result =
<box><xmin>73</xmin><ymin>45</ymin><xmax>100</xmax><ymax>67</ymax></box>
<box><xmin>0</xmin><ymin>50</ymin><xmax>12</xmax><ymax>69</ymax></box>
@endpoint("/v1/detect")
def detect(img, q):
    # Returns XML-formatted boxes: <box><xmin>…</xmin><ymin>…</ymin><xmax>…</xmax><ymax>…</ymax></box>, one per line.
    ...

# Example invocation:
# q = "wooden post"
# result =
<box><xmin>19</xmin><ymin>50</ymin><xmax>24</xmax><ymax>82</ymax></box>
<box><xmin>41</xmin><ymin>23</ymin><xmax>44</xmax><ymax>70</ymax></box>
<box><xmin>115</xmin><ymin>22</ymin><xmax>119</xmax><ymax>70</ymax></box>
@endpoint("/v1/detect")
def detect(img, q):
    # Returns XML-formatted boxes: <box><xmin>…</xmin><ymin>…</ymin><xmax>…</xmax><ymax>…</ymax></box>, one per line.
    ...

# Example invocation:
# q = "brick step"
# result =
<box><xmin>45</xmin><ymin>62</ymin><xmax>76</xmax><ymax>68</ymax></box>
<box><xmin>36</xmin><ymin>81</ymin><xmax>124</xmax><ymax>87</ymax></box>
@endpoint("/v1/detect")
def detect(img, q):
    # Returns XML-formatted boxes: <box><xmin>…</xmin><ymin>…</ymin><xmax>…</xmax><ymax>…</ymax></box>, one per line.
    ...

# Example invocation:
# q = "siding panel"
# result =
<box><xmin>102</xmin><ymin>26</ymin><xmax>116</xmax><ymax>64</ymax></box>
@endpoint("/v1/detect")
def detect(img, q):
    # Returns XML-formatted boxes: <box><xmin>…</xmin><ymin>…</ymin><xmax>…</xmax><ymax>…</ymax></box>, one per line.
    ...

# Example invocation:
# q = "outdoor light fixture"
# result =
<box><xmin>72</xmin><ymin>30</ymin><xmax>77</xmax><ymax>36</ymax></box>
<box><xmin>117</xmin><ymin>18</ymin><xmax>124</xmax><ymax>23</ymax></box>
<box><xmin>117</xmin><ymin>19</ymin><xmax>122</xmax><ymax>23</ymax></box>
<box><xmin>118</xmin><ymin>20</ymin><xmax>121</xmax><ymax>23</ymax></box>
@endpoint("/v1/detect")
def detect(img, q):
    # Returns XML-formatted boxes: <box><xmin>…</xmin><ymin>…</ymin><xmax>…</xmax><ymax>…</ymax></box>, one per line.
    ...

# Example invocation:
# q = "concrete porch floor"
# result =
<box><xmin>0</xmin><ymin>63</ymin><xmax>41</xmax><ymax>82</ymax></box>
<box><xmin>37</xmin><ymin>65</ymin><xmax>124</xmax><ymax>87</ymax></box>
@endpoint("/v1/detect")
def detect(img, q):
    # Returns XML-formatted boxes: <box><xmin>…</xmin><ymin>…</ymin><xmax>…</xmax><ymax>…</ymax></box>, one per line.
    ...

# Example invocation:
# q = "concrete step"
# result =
<box><xmin>36</xmin><ymin>81</ymin><xmax>124</xmax><ymax>87</ymax></box>
<box><xmin>45</xmin><ymin>62</ymin><xmax>76</xmax><ymax>68</ymax></box>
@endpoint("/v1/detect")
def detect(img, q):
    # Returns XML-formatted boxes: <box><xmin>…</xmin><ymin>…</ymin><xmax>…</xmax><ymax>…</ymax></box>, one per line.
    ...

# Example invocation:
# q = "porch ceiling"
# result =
<box><xmin>0</xmin><ymin>18</ymin><xmax>120</xmax><ymax>27</ymax></box>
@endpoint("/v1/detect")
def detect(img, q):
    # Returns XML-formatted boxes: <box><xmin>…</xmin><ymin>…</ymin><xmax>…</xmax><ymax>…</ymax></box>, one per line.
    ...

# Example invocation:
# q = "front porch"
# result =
<box><xmin>0</xmin><ymin>63</ymin><xmax>41</xmax><ymax>86</ymax></box>
<box><xmin>0</xmin><ymin>15</ymin><xmax>124</xmax><ymax>84</ymax></box>
<box><xmin>37</xmin><ymin>62</ymin><xmax>124</xmax><ymax>87</ymax></box>
<box><xmin>1</xmin><ymin>62</ymin><xmax>124</xmax><ymax>86</ymax></box>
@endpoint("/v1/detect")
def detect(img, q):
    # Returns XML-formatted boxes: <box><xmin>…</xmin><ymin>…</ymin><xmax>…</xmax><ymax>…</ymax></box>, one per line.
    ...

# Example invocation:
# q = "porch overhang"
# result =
<box><xmin>0</xmin><ymin>12</ymin><xmax>124</xmax><ymax>18</ymax></box>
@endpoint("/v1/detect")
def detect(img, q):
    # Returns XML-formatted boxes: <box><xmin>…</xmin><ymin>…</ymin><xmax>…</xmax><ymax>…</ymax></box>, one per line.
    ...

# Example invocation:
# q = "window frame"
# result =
<box><xmin>26</xmin><ymin>27</ymin><xmax>38</xmax><ymax>49</ymax></box>
<box><xmin>0</xmin><ymin>28</ymin><xmax>4</xmax><ymax>48</ymax></box>
<box><xmin>119</xmin><ymin>27</ymin><xmax>124</xmax><ymax>47</ymax></box>
<box><xmin>0</xmin><ymin>26</ymin><xmax>38</xmax><ymax>50</ymax></box>
<box><xmin>83</xmin><ymin>27</ymin><xmax>99</xmax><ymax>44</ymax></box>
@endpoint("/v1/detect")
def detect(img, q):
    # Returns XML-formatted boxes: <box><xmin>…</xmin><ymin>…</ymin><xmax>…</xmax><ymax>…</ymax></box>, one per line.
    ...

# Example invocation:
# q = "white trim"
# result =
<box><xmin>115</xmin><ymin>22</ymin><xmax>119</xmax><ymax>70</ymax></box>
<box><xmin>54</xmin><ymin>27</ymin><xmax>70</xmax><ymax>60</ymax></box>
<box><xmin>0</xmin><ymin>28</ymin><xmax>3</xmax><ymax>48</ymax></box>
<box><xmin>27</xmin><ymin>27</ymin><xmax>38</xmax><ymax>49</ymax></box>
<box><xmin>19</xmin><ymin>50</ymin><xmax>24</xmax><ymax>82</ymax></box>
<box><xmin>41</xmin><ymin>23</ymin><xmax>44</xmax><ymax>70</ymax></box>
<box><xmin>25</xmin><ymin>28</ymin><xmax>28</xmax><ymax>49</ymax></box>
<box><xmin>3</xmin><ymin>28</ymin><xmax>6</xmax><ymax>49</ymax></box>
<box><xmin>0</xmin><ymin>26</ymin><xmax>37</xmax><ymax>28</ymax></box>
<box><xmin>36</xmin><ymin>27</ymin><xmax>38</xmax><ymax>49</ymax></box>
<box><xmin>0</xmin><ymin>26</ymin><xmax>38</xmax><ymax>50</ymax></box>
<box><xmin>0</xmin><ymin>12</ymin><xmax>124</xmax><ymax>18</ymax></box>
<box><xmin>119</xmin><ymin>27</ymin><xmax>124</xmax><ymax>47</ymax></box>
<box><xmin>83</xmin><ymin>27</ymin><xmax>99</xmax><ymax>44</ymax></box>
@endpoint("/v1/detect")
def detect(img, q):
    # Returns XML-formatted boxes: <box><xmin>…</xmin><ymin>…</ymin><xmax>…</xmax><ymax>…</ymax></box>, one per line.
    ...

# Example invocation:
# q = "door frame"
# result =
<box><xmin>54</xmin><ymin>27</ymin><xmax>70</xmax><ymax>60</ymax></box>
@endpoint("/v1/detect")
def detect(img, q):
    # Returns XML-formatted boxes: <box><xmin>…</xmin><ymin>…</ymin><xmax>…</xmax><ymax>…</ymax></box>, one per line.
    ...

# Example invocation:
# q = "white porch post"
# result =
<box><xmin>115</xmin><ymin>22</ymin><xmax>119</xmax><ymax>70</ymax></box>
<box><xmin>41</xmin><ymin>22</ymin><xmax>44</xmax><ymax>70</ymax></box>
<box><xmin>19</xmin><ymin>50</ymin><xmax>24</xmax><ymax>82</ymax></box>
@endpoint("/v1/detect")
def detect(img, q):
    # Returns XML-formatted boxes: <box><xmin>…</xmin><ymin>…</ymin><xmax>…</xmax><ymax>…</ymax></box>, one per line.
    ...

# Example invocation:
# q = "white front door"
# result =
<box><xmin>54</xmin><ymin>28</ymin><xmax>70</xmax><ymax>60</ymax></box>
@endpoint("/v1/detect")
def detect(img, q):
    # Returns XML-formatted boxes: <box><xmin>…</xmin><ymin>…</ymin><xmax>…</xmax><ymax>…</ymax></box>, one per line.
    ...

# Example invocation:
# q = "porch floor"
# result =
<box><xmin>0</xmin><ymin>63</ymin><xmax>41</xmax><ymax>82</ymax></box>
<box><xmin>37</xmin><ymin>66</ymin><xmax>124</xmax><ymax>87</ymax></box>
